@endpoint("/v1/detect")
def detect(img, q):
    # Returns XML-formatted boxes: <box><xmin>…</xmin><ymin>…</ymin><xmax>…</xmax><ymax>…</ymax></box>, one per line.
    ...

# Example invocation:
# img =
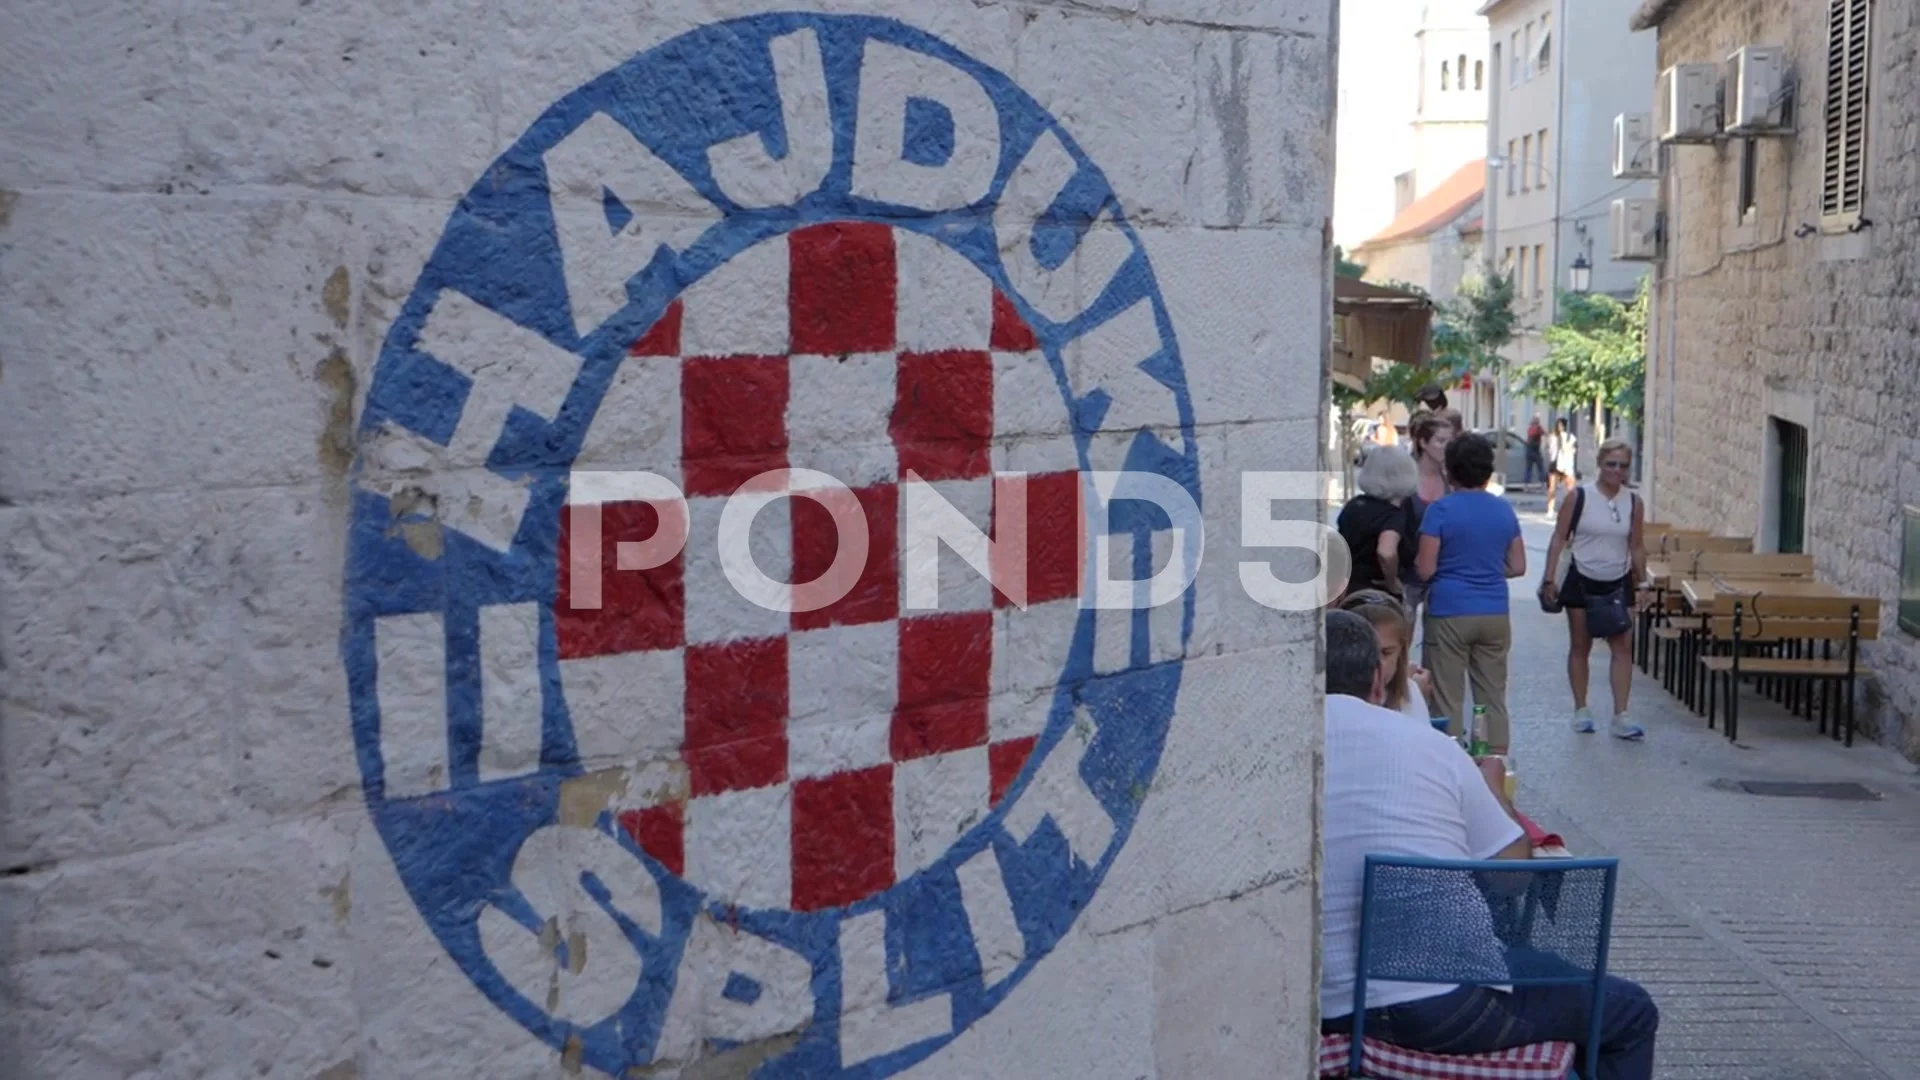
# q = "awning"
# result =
<box><xmin>1333</xmin><ymin>276</ymin><xmax>1434</xmax><ymax>388</ymax></box>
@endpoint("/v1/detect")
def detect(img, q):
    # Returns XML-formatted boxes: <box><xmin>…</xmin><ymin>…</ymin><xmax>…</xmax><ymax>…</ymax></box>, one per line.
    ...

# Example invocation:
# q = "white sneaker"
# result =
<box><xmin>1572</xmin><ymin>707</ymin><xmax>1596</xmax><ymax>734</ymax></box>
<box><xmin>1610</xmin><ymin>713</ymin><xmax>1646</xmax><ymax>741</ymax></box>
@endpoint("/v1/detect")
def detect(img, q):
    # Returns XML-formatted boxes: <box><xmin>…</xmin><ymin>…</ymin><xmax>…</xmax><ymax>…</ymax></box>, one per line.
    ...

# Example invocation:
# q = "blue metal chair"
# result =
<box><xmin>1349</xmin><ymin>855</ymin><xmax>1622</xmax><ymax>1080</ymax></box>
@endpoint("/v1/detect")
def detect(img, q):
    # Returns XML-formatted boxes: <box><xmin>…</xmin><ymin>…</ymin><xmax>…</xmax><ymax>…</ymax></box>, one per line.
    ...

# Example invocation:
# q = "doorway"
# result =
<box><xmin>1768</xmin><ymin>417</ymin><xmax>1809</xmax><ymax>554</ymax></box>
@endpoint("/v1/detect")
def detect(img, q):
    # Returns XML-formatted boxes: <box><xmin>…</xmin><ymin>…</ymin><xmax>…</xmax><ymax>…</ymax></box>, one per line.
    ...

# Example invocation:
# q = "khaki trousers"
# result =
<box><xmin>1423</xmin><ymin>613</ymin><xmax>1512</xmax><ymax>748</ymax></box>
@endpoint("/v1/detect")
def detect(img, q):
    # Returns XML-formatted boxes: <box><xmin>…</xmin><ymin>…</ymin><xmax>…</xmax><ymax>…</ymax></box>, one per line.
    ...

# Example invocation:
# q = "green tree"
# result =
<box><xmin>1515</xmin><ymin>276</ymin><xmax>1649</xmax><ymax>440</ymax></box>
<box><xmin>1334</xmin><ymin>245</ymin><xmax>1368</xmax><ymax>279</ymax></box>
<box><xmin>1432</xmin><ymin>266</ymin><xmax>1519</xmax><ymax>377</ymax></box>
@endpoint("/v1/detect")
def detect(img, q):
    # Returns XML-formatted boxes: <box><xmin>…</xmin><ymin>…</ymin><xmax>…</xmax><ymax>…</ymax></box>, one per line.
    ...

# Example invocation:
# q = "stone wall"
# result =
<box><xmin>1355</xmin><ymin>237</ymin><xmax>1438</xmax><ymax>293</ymax></box>
<box><xmin>0</xmin><ymin>1</ymin><xmax>1337</xmax><ymax>1076</ymax></box>
<box><xmin>1644</xmin><ymin>0</ymin><xmax>1920</xmax><ymax>756</ymax></box>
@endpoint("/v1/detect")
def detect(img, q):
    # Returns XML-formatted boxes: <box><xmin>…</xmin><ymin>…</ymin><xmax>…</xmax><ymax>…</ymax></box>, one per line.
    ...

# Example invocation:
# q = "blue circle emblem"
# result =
<box><xmin>344</xmin><ymin>13</ymin><xmax>1200</xmax><ymax>1076</ymax></box>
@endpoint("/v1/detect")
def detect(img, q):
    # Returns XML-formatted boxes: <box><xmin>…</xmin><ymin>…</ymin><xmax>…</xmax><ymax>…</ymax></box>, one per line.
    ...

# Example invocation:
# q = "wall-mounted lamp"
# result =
<box><xmin>1569</xmin><ymin>253</ymin><xmax>1592</xmax><ymax>294</ymax></box>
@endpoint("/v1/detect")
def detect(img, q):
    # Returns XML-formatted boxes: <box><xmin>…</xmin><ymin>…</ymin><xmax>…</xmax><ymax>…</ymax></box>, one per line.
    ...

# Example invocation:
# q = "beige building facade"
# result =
<box><xmin>1633</xmin><ymin>0</ymin><xmax>1920</xmax><ymax>757</ymax></box>
<box><xmin>1483</xmin><ymin>0</ymin><xmax>1656</xmax><ymax>455</ymax></box>
<box><xmin>1333</xmin><ymin>0</ymin><xmax>1488</xmax><ymax>248</ymax></box>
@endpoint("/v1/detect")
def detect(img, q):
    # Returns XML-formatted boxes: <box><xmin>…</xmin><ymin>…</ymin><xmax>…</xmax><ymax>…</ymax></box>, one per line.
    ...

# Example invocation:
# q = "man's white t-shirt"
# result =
<box><xmin>1321</xmin><ymin>694</ymin><xmax>1525</xmax><ymax>1019</ymax></box>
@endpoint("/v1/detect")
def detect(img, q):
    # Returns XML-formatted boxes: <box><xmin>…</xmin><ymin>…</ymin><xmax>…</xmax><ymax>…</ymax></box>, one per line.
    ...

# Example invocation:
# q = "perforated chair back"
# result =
<box><xmin>1351</xmin><ymin>855</ymin><xmax>1621</xmax><ymax>1079</ymax></box>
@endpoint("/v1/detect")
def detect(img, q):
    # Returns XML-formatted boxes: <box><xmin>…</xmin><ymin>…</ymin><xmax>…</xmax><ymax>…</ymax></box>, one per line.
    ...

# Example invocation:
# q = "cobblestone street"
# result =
<box><xmin>1496</xmin><ymin>508</ymin><xmax>1920</xmax><ymax>1079</ymax></box>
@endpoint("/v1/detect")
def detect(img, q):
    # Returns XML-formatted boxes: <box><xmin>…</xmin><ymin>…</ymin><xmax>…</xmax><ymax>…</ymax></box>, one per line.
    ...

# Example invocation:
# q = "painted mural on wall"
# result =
<box><xmin>343</xmin><ymin>13</ymin><xmax>1199</xmax><ymax>1076</ymax></box>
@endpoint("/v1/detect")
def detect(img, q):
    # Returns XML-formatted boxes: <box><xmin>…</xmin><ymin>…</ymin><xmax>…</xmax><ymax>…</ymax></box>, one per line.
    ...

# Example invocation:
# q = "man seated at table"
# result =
<box><xmin>1320</xmin><ymin>609</ymin><xmax>1660</xmax><ymax>1079</ymax></box>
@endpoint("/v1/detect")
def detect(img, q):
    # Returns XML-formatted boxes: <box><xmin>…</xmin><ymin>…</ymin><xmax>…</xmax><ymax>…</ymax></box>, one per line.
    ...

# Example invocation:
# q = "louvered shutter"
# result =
<box><xmin>1822</xmin><ymin>0</ymin><xmax>1871</xmax><ymax>224</ymax></box>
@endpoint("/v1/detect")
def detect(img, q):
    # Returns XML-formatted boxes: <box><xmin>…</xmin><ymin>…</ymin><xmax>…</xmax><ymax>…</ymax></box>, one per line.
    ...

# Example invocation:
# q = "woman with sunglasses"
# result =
<box><xmin>1539</xmin><ymin>437</ymin><xmax>1647</xmax><ymax>740</ymax></box>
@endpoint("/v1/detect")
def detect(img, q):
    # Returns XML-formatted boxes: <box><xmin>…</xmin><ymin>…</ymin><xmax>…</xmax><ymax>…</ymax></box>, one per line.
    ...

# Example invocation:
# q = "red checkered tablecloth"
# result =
<box><xmin>1317</xmin><ymin>1032</ymin><xmax>1576</xmax><ymax>1078</ymax></box>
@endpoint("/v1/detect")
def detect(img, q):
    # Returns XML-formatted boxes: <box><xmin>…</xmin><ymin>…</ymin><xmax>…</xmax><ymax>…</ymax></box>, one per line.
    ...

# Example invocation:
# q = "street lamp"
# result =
<box><xmin>1569</xmin><ymin>253</ymin><xmax>1592</xmax><ymax>294</ymax></box>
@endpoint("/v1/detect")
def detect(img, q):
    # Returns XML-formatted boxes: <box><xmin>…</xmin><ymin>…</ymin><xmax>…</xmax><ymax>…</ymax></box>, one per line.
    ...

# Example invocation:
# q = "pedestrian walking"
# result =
<box><xmin>1404</xmin><ymin>409</ymin><xmax>1464</xmax><ymax>642</ymax></box>
<box><xmin>1336</xmin><ymin>446</ymin><xmax>1420</xmax><ymax>600</ymax></box>
<box><xmin>1540</xmin><ymin>437</ymin><xmax>1648</xmax><ymax>740</ymax></box>
<box><xmin>1410</xmin><ymin>408</ymin><xmax>1462</xmax><ymax>508</ymax></box>
<box><xmin>1524</xmin><ymin>415</ymin><xmax>1546</xmax><ymax>485</ymax></box>
<box><xmin>1373</xmin><ymin>415</ymin><xmax>1400</xmax><ymax>447</ymax></box>
<box><xmin>1339</xmin><ymin>589</ymin><xmax>1434</xmax><ymax>724</ymax></box>
<box><xmin>1545</xmin><ymin>418</ymin><xmax>1577</xmax><ymax>507</ymax></box>
<box><xmin>1413</xmin><ymin>383</ymin><xmax>1449</xmax><ymax>414</ymax></box>
<box><xmin>1415</xmin><ymin>433</ymin><xmax>1525</xmax><ymax>753</ymax></box>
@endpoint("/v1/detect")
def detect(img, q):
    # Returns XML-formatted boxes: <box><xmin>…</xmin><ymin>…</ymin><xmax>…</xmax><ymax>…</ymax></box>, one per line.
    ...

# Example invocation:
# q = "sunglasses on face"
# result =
<box><xmin>1601</xmin><ymin>460</ymin><xmax>1630</xmax><ymax>470</ymax></box>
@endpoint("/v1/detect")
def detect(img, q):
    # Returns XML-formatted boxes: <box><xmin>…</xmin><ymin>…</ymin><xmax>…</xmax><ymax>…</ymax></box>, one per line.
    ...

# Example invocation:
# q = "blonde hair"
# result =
<box><xmin>1597</xmin><ymin>437</ymin><xmax>1633</xmax><ymax>461</ymax></box>
<box><xmin>1356</xmin><ymin>445</ymin><xmax>1418</xmax><ymax>500</ymax></box>
<box><xmin>1338</xmin><ymin>590</ymin><xmax>1411</xmax><ymax>710</ymax></box>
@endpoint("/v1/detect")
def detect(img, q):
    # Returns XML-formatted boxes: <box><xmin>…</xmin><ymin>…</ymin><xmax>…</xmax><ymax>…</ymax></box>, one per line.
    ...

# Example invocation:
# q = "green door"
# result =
<box><xmin>1775</xmin><ymin>419</ymin><xmax>1808</xmax><ymax>555</ymax></box>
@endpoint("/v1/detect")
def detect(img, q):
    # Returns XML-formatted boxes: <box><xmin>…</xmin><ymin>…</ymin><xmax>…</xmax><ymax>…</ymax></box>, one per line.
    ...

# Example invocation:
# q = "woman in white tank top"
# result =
<box><xmin>1539</xmin><ymin>438</ymin><xmax>1647</xmax><ymax>740</ymax></box>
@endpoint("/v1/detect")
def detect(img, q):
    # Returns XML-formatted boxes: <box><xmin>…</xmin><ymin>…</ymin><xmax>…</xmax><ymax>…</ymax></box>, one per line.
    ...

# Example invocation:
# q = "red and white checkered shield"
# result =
<box><xmin>555</xmin><ymin>222</ymin><xmax>1087</xmax><ymax>912</ymax></box>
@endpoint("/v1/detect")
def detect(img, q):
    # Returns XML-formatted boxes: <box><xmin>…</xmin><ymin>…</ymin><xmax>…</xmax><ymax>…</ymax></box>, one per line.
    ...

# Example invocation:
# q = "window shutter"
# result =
<box><xmin>1822</xmin><ymin>0</ymin><xmax>1871</xmax><ymax>224</ymax></box>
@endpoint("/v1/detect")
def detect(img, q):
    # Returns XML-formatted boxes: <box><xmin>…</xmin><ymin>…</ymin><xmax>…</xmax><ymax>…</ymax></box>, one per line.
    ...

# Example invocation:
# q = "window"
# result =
<box><xmin>1442</xmin><ymin>60</ymin><xmax>1451</xmax><ymax>91</ymax></box>
<box><xmin>1523</xmin><ymin>22</ymin><xmax>1535</xmax><ymax>78</ymax></box>
<box><xmin>1510</xmin><ymin>32</ymin><xmax>1523</xmax><ymax>85</ymax></box>
<box><xmin>1532</xmin><ymin>244</ymin><xmax>1545</xmax><ymax>298</ymax></box>
<box><xmin>1900</xmin><ymin>507</ymin><xmax>1920</xmax><ymax>636</ymax></box>
<box><xmin>1520</xmin><ymin>135</ymin><xmax>1533</xmax><ymax>190</ymax></box>
<box><xmin>1538</xmin><ymin>14</ymin><xmax>1552</xmax><ymax>74</ymax></box>
<box><xmin>1502</xmin><ymin>246</ymin><xmax>1515</xmax><ymax>279</ymax></box>
<box><xmin>1506</xmin><ymin>140</ymin><xmax>1518</xmax><ymax>193</ymax></box>
<box><xmin>1458</xmin><ymin>54</ymin><xmax>1468</xmax><ymax>90</ymax></box>
<box><xmin>1515</xmin><ymin>247</ymin><xmax>1529</xmax><ymax>292</ymax></box>
<box><xmin>1537</xmin><ymin>128</ymin><xmax>1549</xmax><ymax>188</ymax></box>
<box><xmin>1475</xmin><ymin>59</ymin><xmax>1485</xmax><ymax>90</ymax></box>
<box><xmin>1737</xmin><ymin>138</ymin><xmax>1759</xmax><ymax>221</ymax></box>
<box><xmin>1823</xmin><ymin>0</ymin><xmax>1871</xmax><ymax>225</ymax></box>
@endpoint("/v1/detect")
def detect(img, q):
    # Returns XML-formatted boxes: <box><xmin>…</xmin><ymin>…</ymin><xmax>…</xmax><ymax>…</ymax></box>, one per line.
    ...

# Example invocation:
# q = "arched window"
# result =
<box><xmin>1458</xmin><ymin>54</ymin><xmax>1468</xmax><ymax>88</ymax></box>
<box><xmin>1441</xmin><ymin>61</ymin><xmax>1451</xmax><ymax>91</ymax></box>
<box><xmin>1474</xmin><ymin>60</ymin><xmax>1484</xmax><ymax>89</ymax></box>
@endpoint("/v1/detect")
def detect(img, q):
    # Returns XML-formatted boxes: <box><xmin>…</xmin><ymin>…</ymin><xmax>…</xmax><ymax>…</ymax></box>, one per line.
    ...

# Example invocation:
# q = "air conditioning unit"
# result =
<box><xmin>1613</xmin><ymin>113</ymin><xmax>1658</xmax><ymax>179</ymax></box>
<box><xmin>1610</xmin><ymin>198</ymin><xmax>1660</xmax><ymax>261</ymax></box>
<box><xmin>1655</xmin><ymin>63</ymin><xmax>1721</xmax><ymax>143</ymax></box>
<box><xmin>1725</xmin><ymin>45</ymin><xmax>1792</xmax><ymax>134</ymax></box>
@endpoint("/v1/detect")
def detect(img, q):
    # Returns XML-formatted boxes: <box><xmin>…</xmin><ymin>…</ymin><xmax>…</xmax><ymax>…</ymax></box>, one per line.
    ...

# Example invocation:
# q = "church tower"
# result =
<box><xmin>1406</xmin><ymin>0</ymin><xmax>1488</xmax><ymax>205</ymax></box>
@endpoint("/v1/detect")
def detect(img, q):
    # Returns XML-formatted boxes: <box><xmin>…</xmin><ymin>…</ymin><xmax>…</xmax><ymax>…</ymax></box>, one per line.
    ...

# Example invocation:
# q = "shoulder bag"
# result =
<box><xmin>1537</xmin><ymin>487</ymin><xmax>1584</xmax><ymax>614</ymax></box>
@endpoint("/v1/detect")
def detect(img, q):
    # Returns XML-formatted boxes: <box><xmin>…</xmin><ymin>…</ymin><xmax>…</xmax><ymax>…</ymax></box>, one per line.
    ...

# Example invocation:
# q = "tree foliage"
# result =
<box><xmin>1432</xmin><ymin>267</ymin><xmax>1518</xmax><ymax>377</ymax></box>
<box><xmin>1515</xmin><ymin>276</ymin><xmax>1649</xmax><ymax>421</ymax></box>
<box><xmin>1334</xmin><ymin>245</ymin><xmax>1368</xmax><ymax>279</ymax></box>
<box><xmin>1331</xmin><ymin>264</ymin><xmax>1517</xmax><ymax>410</ymax></box>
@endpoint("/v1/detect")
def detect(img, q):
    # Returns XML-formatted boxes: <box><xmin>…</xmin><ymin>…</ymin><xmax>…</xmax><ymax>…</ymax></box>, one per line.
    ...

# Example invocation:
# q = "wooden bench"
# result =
<box><xmin>1696</xmin><ymin>595</ymin><xmax>1879</xmax><ymax>744</ymax></box>
<box><xmin>1691</xmin><ymin>552</ymin><xmax>1814</xmax><ymax>577</ymax></box>
<box><xmin>1663</xmin><ymin>534</ymin><xmax>1754</xmax><ymax>555</ymax></box>
<box><xmin>1638</xmin><ymin>554</ymin><xmax>1815</xmax><ymax>676</ymax></box>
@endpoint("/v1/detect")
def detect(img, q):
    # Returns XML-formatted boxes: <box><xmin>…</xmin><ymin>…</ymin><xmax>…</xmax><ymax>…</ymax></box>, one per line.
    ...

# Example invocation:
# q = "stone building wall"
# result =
<box><xmin>0</xmin><ymin>2</ymin><xmax>1337</xmax><ymax>1076</ymax></box>
<box><xmin>1643</xmin><ymin>0</ymin><xmax>1920</xmax><ymax>755</ymax></box>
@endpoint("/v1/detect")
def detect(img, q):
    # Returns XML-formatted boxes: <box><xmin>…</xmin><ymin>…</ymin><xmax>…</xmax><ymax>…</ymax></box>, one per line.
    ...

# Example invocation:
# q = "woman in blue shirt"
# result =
<box><xmin>1413</xmin><ymin>433</ymin><xmax>1526</xmax><ymax>754</ymax></box>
